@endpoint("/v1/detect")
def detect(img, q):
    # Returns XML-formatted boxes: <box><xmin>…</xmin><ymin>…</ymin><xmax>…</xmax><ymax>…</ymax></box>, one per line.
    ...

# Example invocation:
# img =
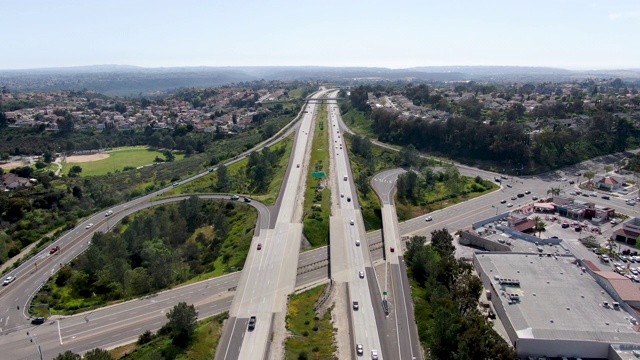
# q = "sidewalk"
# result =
<box><xmin>0</xmin><ymin>241</ymin><xmax>39</xmax><ymax>274</ymax></box>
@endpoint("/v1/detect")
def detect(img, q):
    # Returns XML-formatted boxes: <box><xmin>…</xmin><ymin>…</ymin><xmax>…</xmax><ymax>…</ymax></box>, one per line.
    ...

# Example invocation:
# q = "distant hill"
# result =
<box><xmin>1</xmin><ymin>65</ymin><xmax>638</xmax><ymax>96</ymax></box>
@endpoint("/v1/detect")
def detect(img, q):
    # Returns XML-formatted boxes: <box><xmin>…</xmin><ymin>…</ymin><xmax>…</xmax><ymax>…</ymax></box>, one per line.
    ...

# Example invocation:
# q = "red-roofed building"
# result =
<box><xmin>594</xmin><ymin>271</ymin><xmax>640</xmax><ymax>309</ymax></box>
<box><xmin>594</xmin><ymin>174</ymin><xmax>624</xmax><ymax>191</ymax></box>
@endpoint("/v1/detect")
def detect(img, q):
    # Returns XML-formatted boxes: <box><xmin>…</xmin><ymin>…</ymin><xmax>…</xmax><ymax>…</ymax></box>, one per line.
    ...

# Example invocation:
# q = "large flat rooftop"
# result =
<box><xmin>476</xmin><ymin>253</ymin><xmax>640</xmax><ymax>343</ymax></box>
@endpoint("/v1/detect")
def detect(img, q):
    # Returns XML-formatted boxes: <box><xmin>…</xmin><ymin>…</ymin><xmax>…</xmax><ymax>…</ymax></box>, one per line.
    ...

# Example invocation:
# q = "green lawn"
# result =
<box><xmin>285</xmin><ymin>285</ymin><xmax>336</xmax><ymax>360</ymax></box>
<box><xmin>302</xmin><ymin>104</ymin><xmax>331</xmax><ymax>247</ymax></box>
<box><xmin>62</xmin><ymin>147</ymin><xmax>185</xmax><ymax>177</ymax></box>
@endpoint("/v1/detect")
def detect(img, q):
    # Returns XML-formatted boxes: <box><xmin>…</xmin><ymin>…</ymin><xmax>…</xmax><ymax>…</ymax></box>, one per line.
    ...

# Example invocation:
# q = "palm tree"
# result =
<box><xmin>533</xmin><ymin>216</ymin><xmax>546</xmax><ymax>237</ymax></box>
<box><xmin>547</xmin><ymin>187</ymin><xmax>563</xmax><ymax>196</ymax></box>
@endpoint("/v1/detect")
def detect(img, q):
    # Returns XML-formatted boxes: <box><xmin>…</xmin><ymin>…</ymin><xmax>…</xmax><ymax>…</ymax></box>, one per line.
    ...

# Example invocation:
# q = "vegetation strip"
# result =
<box><xmin>302</xmin><ymin>103</ymin><xmax>331</xmax><ymax>247</ymax></box>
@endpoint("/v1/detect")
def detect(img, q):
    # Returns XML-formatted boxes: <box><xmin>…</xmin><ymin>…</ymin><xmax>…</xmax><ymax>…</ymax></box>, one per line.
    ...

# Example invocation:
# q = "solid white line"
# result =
<box><xmin>58</xmin><ymin>318</ymin><xmax>63</xmax><ymax>345</ymax></box>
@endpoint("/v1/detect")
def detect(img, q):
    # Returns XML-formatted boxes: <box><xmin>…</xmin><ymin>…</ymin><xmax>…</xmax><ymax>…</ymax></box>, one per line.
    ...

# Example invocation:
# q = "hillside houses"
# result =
<box><xmin>1</xmin><ymin>85</ymin><xmax>284</xmax><ymax>134</ymax></box>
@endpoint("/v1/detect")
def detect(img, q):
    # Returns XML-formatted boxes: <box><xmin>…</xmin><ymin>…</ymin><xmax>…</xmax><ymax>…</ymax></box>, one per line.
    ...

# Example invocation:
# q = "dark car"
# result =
<box><xmin>517</xmin><ymin>193</ymin><xmax>524</xmax><ymax>198</ymax></box>
<box><xmin>248</xmin><ymin>316</ymin><xmax>256</xmax><ymax>331</ymax></box>
<box><xmin>243</xmin><ymin>197</ymin><xmax>251</xmax><ymax>203</ymax></box>
<box><xmin>31</xmin><ymin>317</ymin><xmax>45</xmax><ymax>325</ymax></box>
<box><xmin>562</xmin><ymin>223</ymin><xmax>569</xmax><ymax>228</ymax></box>
<box><xmin>602</xmin><ymin>195</ymin><xmax>610</xmax><ymax>200</ymax></box>
<box><xmin>575</xmin><ymin>227</ymin><xmax>582</xmax><ymax>232</ymax></box>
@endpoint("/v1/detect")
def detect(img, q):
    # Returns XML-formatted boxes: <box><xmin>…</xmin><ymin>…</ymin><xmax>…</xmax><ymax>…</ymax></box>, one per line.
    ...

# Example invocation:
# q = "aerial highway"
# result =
<box><xmin>371</xmin><ymin>168</ymin><xmax>422</xmax><ymax>360</ymax></box>
<box><xmin>216</xmin><ymin>89</ymin><xmax>334</xmax><ymax>360</ymax></box>
<box><xmin>327</xmin><ymin>98</ymin><xmax>384</xmax><ymax>359</ymax></box>
<box><xmin>4</xmin><ymin>86</ymin><xmax>640</xmax><ymax>359</ymax></box>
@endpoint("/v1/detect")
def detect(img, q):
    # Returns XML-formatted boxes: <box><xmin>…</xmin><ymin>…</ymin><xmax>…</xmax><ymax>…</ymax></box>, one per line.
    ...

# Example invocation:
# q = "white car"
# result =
<box><xmin>350</xmin><ymin>219</ymin><xmax>354</xmax><ymax>225</ymax></box>
<box><xmin>85</xmin><ymin>223</ymin><xmax>94</xmax><ymax>229</ymax></box>
<box><xmin>2</xmin><ymin>276</ymin><xmax>16</xmax><ymax>286</ymax></box>
<box><xmin>359</xmin><ymin>271</ymin><xmax>365</xmax><ymax>279</ymax></box>
<box><xmin>105</xmin><ymin>210</ymin><xmax>113</xmax><ymax>216</ymax></box>
<box><xmin>561</xmin><ymin>178</ymin><xmax>567</xmax><ymax>181</ymax></box>
<box><xmin>355</xmin><ymin>240</ymin><xmax>360</xmax><ymax>247</ymax></box>
<box><xmin>507</xmin><ymin>203</ymin><xmax>513</xmax><ymax>207</ymax></box>
<box><xmin>371</xmin><ymin>350</ymin><xmax>379</xmax><ymax>360</ymax></box>
<box><xmin>425</xmin><ymin>216</ymin><xmax>432</xmax><ymax>221</ymax></box>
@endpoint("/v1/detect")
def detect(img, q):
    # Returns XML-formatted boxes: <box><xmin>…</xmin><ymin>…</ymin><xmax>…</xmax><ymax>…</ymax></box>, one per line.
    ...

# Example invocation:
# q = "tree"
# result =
<box><xmin>533</xmin><ymin>216</ymin><xmax>546</xmax><ymax>237</ymax></box>
<box><xmin>163</xmin><ymin>150</ymin><xmax>175</xmax><ymax>162</ymax></box>
<box><xmin>400</xmin><ymin>144</ymin><xmax>418</xmax><ymax>167</ymax></box>
<box><xmin>603</xmin><ymin>165</ymin><xmax>613</xmax><ymax>173</ymax></box>
<box><xmin>0</xmin><ymin>112</ymin><xmax>7</xmax><ymax>128</ymax></box>
<box><xmin>68</xmin><ymin>165</ymin><xmax>82</xmax><ymax>177</ymax></box>
<box><xmin>216</xmin><ymin>164</ymin><xmax>230</xmax><ymax>192</ymax></box>
<box><xmin>356</xmin><ymin>172</ymin><xmax>370</xmax><ymax>197</ymax></box>
<box><xmin>546</xmin><ymin>187</ymin><xmax>562</xmax><ymax>196</ymax></box>
<box><xmin>53</xmin><ymin>351</ymin><xmax>82</xmax><ymax>360</ymax></box>
<box><xmin>84</xmin><ymin>348</ymin><xmax>114</xmax><ymax>360</ymax></box>
<box><xmin>584</xmin><ymin>170</ymin><xmax>596</xmax><ymax>185</ymax></box>
<box><xmin>166</xmin><ymin>302</ymin><xmax>198</xmax><ymax>346</ymax></box>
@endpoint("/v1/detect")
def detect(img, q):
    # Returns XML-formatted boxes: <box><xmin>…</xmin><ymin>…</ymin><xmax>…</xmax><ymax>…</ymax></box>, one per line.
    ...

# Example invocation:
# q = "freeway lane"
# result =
<box><xmin>218</xmin><ymin>89</ymin><xmax>332</xmax><ymax>360</ymax></box>
<box><xmin>328</xmin><ymin>98</ymin><xmax>383</xmax><ymax>358</ymax></box>
<box><xmin>371</xmin><ymin>168</ymin><xmax>421</xmax><ymax>360</ymax></box>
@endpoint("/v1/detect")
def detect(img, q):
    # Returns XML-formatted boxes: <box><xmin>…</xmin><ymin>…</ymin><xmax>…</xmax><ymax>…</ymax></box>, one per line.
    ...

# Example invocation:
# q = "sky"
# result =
<box><xmin>1</xmin><ymin>0</ymin><xmax>638</xmax><ymax>70</ymax></box>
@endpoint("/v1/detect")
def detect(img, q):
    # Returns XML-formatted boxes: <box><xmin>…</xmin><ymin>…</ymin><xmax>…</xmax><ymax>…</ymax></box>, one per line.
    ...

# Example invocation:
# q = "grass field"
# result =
<box><xmin>62</xmin><ymin>147</ymin><xmax>185</xmax><ymax>177</ymax></box>
<box><xmin>302</xmin><ymin>104</ymin><xmax>331</xmax><ymax>247</ymax></box>
<box><xmin>285</xmin><ymin>285</ymin><xmax>336</xmax><ymax>359</ymax></box>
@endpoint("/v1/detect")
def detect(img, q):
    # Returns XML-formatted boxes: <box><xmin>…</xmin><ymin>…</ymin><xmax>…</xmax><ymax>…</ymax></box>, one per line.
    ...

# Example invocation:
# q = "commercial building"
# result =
<box><xmin>475</xmin><ymin>252</ymin><xmax>640</xmax><ymax>359</ymax></box>
<box><xmin>614</xmin><ymin>218</ymin><xmax>640</xmax><ymax>244</ymax></box>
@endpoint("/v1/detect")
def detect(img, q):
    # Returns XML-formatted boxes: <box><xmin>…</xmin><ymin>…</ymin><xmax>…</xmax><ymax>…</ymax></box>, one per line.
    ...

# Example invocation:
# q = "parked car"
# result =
<box><xmin>602</xmin><ymin>195</ymin><xmax>610</xmax><ymax>200</ymax></box>
<box><xmin>511</xmin><ymin>196</ymin><xmax>517</xmax><ymax>200</ymax></box>
<box><xmin>500</xmin><ymin>200</ymin><xmax>506</xmax><ymax>204</ymax></box>
<box><xmin>517</xmin><ymin>193</ymin><xmax>524</xmax><ymax>198</ymax></box>
<box><xmin>525</xmin><ymin>190</ymin><xmax>531</xmax><ymax>194</ymax></box>
<box><xmin>532</xmin><ymin>196</ymin><xmax>538</xmax><ymax>200</ymax></box>
<box><xmin>507</xmin><ymin>203</ymin><xmax>513</xmax><ymax>207</ymax></box>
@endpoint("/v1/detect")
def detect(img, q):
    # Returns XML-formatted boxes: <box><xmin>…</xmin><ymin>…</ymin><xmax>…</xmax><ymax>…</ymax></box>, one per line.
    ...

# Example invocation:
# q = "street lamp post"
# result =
<box><xmin>29</xmin><ymin>332</ymin><xmax>43</xmax><ymax>360</ymax></box>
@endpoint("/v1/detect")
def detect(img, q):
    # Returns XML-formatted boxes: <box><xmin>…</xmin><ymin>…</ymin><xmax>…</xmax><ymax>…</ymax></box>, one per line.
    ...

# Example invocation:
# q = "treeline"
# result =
<box><xmin>46</xmin><ymin>198</ymin><xmax>254</xmax><ymax>309</ymax></box>
<box><xmin>367</xmin><ymin>106</ymin><xmax>636</xmax><ymax>173</ymax></box>
<box><xmin>345</xmin><ymin>84</ymin><xmax>639</xmax><ymax>173</ymax></box>
<box><xmin>396</xmin><ymin>166</ymin><xmax>491</xmax><ymax>205</ymax></box>
<box><xmin>405</xmin><ymin>230</ymin><xmax>517</xmax><ymax>359</ymax></box>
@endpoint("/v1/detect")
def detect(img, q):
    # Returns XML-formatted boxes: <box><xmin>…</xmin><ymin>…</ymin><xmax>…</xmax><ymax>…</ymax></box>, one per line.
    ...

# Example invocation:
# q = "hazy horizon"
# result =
<box><xmin>1</xmin><ymin>0</ymin><xmax>638</xmax><ymax>71</ymax></box>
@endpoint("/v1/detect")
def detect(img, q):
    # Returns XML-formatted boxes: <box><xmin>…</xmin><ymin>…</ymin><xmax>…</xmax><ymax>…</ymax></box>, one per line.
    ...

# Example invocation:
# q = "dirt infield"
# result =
<box><xmin>64</xmin><ymin>153</ymin><xmax>111</xmax><ymax>163</ymax></box>
<box><xmin>0</xmin><ymin>161</ymin><xmax>24</xmax><ymax>170</ymax></box>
